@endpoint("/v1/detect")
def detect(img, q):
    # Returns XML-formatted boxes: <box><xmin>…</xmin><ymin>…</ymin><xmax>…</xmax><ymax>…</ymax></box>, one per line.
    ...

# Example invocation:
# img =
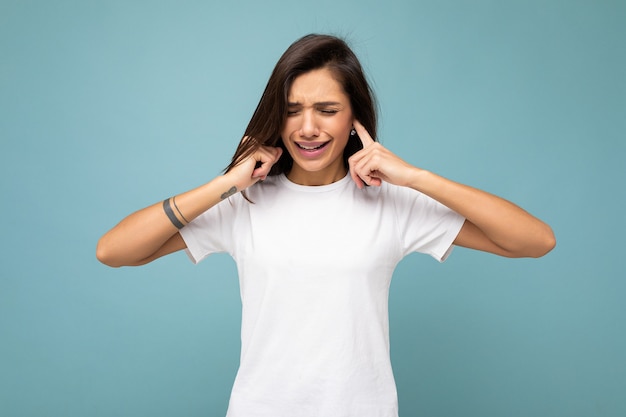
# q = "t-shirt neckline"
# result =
<box><xmin>279</xmin><ymin>173</ymin><xmax>351</xmax><ymax>192</ymax></box>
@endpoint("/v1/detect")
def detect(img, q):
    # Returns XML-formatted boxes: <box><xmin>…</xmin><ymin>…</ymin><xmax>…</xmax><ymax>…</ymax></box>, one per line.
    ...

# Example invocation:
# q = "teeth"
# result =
<box><xmin>298</xmin><ymin>143</ymin><xmax>325</xmax><ymax>150</ymax></box>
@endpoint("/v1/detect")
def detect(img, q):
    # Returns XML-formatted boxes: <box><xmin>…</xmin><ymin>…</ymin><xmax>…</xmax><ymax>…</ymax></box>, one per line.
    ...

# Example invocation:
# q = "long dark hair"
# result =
<box><xmin>225</xmin><ymin>34</ymin><xmax>378</xmax><ymax>176</ymax></box>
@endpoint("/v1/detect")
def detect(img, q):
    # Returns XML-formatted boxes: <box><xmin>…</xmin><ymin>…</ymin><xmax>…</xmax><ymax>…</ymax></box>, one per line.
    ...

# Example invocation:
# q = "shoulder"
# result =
<box><xmin>375</xmin><ymin>182</ymin><xmax>455</xmax><ymax>218</ymax></box>
<box><xmin>246</xmin><ymin>174</ymin><xmax>283</xmax><ymax>199</ymax></box>
<box><xmin>374</xmin><ymin>181</ymin><xmax>421</xmax><ymax>204</ymax></box>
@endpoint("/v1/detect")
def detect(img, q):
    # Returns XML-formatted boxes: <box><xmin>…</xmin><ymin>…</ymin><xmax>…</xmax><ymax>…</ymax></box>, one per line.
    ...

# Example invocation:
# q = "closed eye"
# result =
<box><xmin>286</xmin><ymin>101</ymin><xmax>342</xmax><ymax>116</ymax></box>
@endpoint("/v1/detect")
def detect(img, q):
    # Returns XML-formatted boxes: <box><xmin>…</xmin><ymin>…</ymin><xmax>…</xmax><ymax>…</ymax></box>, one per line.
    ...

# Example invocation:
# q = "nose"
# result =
<box><xmin>298</xmin><ymin>110</ymin><xmax>320</xmax><ymax>138</ymax></box>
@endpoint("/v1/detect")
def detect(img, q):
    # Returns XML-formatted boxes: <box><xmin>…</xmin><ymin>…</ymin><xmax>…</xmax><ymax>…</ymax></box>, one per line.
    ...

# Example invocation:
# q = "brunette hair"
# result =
<box><xmin>225</xmin><ymin>33</ymin><xmax>377</xmax><ymax>176</ymax></box>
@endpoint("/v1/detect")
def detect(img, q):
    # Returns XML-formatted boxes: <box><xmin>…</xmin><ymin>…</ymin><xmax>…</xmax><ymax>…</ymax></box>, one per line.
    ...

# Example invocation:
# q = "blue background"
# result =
<box><xmin>1</xmin><ymin>0</ymin><xmax>624</xmax><ymax>416</ymax></box>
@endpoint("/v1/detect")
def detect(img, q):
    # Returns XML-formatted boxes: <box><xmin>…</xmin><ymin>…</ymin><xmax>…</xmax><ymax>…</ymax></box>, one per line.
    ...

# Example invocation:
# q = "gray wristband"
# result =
<box><xmin>172</xmin><ymin>196</ymin><xmax>190</xmax><ymax>224</ymax></box>
<box><xmin>163</xmin><ymin>198</ymin><xmax>185</xmax><ymax>229</ymax></box>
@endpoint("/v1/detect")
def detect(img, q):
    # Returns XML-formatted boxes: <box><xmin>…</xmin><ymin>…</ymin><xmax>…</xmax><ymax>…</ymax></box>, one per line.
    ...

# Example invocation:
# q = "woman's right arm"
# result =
<box><xmin>96</xmin><ymin>145</ymin><xmax>282</xmax><ymax>267</ymax></box>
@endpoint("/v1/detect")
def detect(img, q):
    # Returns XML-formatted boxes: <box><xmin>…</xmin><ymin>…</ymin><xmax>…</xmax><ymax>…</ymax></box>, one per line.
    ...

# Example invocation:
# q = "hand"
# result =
<box><xmin>348</xmin><ymin>120</ymin><xmax>418</xmax><ymax>189</ymax></box>
<box><xmin>227</xmin><ymin>138</ymin><xmax>283</xmax><ymax>191</ymax></box>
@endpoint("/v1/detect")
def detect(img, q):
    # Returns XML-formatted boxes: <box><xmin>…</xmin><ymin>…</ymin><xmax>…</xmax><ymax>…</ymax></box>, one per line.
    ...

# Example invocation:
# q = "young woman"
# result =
<box><xmin>97</xmin><ymin>34</ymin><xmax>555</xmax><ymax>417</ymax></box>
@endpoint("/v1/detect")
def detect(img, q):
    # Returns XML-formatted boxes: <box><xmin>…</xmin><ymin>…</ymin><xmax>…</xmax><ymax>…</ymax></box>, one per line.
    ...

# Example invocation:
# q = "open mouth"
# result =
<box><xmin>295</xmin><ymin>141</ymin><xmax>330</xmax><ymax>151</ymax></box>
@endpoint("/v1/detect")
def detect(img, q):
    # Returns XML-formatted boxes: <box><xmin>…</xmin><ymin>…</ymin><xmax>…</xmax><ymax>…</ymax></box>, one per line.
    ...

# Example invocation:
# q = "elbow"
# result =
<box><xmin>96</xmin><ymin>238</ymin><xmax>123</xmax><ymax>268</ymax></box>
<box><xmin>96</xmin><ymin>237</ymin><xmax>149</xmax><ymax>267</ymax></box>
<box><xmin>504</xmin><ymin>225</ymin><xmax>556</xmax><ymax>259</ymax></box>
<box><xmin>528</xmin><ymin>226</ymin><xmax>557</xmax><ymax>258</ymax></box>
<box><xmin>544</xmin><ymin>228</ymin><xmax>557</xmax><ymax>255</ymax></box>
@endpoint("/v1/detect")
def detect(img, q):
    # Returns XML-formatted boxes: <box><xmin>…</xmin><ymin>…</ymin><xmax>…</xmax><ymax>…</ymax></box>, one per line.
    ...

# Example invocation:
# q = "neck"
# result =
<box><xmin>287</xmin><ymin>165</ymin><xmax>347</xmax><ymax>186</ymax></box>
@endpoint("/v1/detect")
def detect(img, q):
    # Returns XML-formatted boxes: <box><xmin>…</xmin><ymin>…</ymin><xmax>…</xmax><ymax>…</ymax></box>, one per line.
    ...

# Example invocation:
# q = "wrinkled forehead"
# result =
<box><xmin>287</xmin><ymin>67</ymin><xmax>348</xmax><ymax>104</ymax></box>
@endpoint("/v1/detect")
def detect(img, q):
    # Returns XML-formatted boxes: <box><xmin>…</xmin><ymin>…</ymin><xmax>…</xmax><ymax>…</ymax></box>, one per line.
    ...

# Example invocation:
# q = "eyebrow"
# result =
<box><xmin>287</xmin><ymin>101</ymin><xmax>343</xmax><ymax>107</ymax></box>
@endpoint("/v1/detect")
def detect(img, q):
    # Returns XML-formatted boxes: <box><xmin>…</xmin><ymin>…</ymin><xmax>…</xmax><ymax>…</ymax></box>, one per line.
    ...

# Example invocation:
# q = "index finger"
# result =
<box><xmin>353</xmin><ymin>120</ymin><xmax>375</xmax><ymax>148</ymax></box>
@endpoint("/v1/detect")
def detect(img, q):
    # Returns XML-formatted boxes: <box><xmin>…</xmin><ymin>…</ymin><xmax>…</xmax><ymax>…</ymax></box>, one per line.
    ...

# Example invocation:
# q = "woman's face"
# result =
<box><xmin>281</xmin><ymin>67</ymin><xmax>354</xmax><ymax>186</ymax></box>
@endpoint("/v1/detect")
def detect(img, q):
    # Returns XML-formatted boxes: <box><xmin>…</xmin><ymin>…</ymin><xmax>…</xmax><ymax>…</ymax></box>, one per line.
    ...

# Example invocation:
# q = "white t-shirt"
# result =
<box><xmin>180</xmin><ymin>173</ymin><xmax>465</xmax><ymax>417</ymax></box>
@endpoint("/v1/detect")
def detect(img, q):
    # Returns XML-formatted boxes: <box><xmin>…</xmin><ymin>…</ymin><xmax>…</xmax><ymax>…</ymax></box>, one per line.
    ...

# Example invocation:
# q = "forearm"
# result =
<box><xmin>407</xmin><ymin>168</ymin><xmax>555</xmax><ymax>257</ymax></box>
<box><xmin>96</xmin><ymin>174</ymin><xmax>238</xmax><ymax>267</ymax></box>
<box><xmin>348</xmin><ymin>122</ymin><xmax>554</xmax><ymax>257</ymax></box>
<box><xmin>97</xmin><ymin>143</ymin><xmax>282</xmax><ymax>267</ymax></box>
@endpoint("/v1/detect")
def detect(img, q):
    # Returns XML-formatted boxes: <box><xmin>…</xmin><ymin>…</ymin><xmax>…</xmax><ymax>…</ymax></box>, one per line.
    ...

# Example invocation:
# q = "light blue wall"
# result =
<box><xmin>1</xmin><ymin>1</ymin><xmax>624</xmax><ymax>416</ymax></box>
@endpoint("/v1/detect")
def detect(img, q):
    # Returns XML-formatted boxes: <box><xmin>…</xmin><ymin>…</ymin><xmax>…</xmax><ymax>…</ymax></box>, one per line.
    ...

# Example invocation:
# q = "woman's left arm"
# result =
<box><xmin>405</xmin><ymin>170</ymin><xmax>555</xmax><ymax>258</ymax></box>
<box><xmin>349</xmin><ymin>121</ymin><xmax>556</xmax><ymax>258</ymax></box>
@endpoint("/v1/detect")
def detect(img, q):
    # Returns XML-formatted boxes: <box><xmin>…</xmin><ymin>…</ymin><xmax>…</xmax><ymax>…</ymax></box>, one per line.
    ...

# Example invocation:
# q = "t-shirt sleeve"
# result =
<box><xmin>178</xmin><ymin>196</ymin><xmax>239</xmax><ymax>264</ymax></box>
<box><xmin>390</xmin><ymin>184</ymin><xmax>466</xmax><ymax>262</ymax></box>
